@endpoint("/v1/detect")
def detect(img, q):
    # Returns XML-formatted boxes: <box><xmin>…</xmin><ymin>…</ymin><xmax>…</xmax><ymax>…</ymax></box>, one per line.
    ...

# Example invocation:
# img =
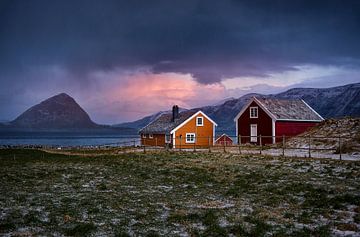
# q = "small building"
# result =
<box><xmin>215</xmin><ymin>134</ymin><xmax>233</xmax><ymax>146</ymax></box>
<box><xmin>139</xmin><ymin>105</ymin><xmax>217</xmax><ymax>148</ymax></box>
<box><xmin>234</xmin><ymin>97</ymin><xmax>324</xmax><ymax>144</ymax></box>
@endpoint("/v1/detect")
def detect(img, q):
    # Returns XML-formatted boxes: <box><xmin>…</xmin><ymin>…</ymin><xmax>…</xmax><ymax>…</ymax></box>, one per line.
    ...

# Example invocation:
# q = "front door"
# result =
<box><xmin>250</xmin><ymin>124</ymin><xmax>257</xmax><ymax>142</ymax></box>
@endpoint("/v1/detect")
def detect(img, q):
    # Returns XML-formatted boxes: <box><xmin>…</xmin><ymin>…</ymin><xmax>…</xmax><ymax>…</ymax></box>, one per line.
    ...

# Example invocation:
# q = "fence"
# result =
<box><xmin>1</xmin><ymin>134</ymin><xmax>356</xmax><ymax>160</ymax></box>
<box><xmin>141</xmin><ymin>134</ymin><xmax>354</xmax><ymax>160</ymax></box>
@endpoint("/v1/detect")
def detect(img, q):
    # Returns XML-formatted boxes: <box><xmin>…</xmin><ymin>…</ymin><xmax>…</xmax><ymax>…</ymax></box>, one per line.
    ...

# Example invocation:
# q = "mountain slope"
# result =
<box><xmin>119</xmin><ymin>83</ymin><xmax>360</xmax><ymax>135</ymax></box>
<box><xmin>274</xmin><ymin>83</ymin><xmax>360</xmax><ymax>118</ymax></box>
<box><xmin>10</xmin><ymin>93</ymin><xmax>100</xmax><ymax>129</ymax></box>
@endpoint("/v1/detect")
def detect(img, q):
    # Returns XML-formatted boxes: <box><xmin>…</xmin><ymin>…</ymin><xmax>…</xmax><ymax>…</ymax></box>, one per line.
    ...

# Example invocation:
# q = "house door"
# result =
<box><xmin>250</xmin><ymin>124</ymin><xmax>257</xmax><ymax>142</ymax></box>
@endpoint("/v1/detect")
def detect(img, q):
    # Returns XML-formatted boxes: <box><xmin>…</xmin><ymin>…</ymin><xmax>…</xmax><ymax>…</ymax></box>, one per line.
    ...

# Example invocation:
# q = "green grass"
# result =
<box><xmin>0</xmin><ymin>149</ymin><xmax>359</xmax><ymax>236</ymax></box>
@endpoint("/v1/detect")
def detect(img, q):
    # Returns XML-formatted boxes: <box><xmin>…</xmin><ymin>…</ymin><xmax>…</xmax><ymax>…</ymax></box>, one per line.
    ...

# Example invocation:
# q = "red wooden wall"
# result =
<box><xmin>275</xmin><ymin>121</ymin><xmax>319</xmax><ymax>142</ymax></box>
<box><xmin>237</xmin><ymin>101</ymin><xmax>273</xmax><ymax>144</ymax></box>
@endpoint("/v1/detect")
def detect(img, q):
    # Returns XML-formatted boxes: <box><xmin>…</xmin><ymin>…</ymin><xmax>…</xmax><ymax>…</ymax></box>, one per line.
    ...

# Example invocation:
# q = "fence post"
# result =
<box><xmin>133</xmin><ymin>140</ymin><xmax>136</xmax><ymax>148</ymax></box>
<box><xmin>339</xmin><ymin>136</ymin><xmax>342</xmax><ymax>160</ymax></box>
<box><xmin>259</xmin><ymin>134</ymin><xmax>262</xmax><ymax>155</ymax></box>
<box><xmin>238</xmin><ymin>135</ymin><xmax>241</xmax><ymax>154</ymax></box>
<box><xmin>282</xmin><ymin>135</ymin><xmax>285</xmax><ymax>157</ymax></box>
<box><xmin>179</xmin><ymin>136</ymin><xmax>182</xmax><ymax>152</ymax></box>
<box><xmin>193</xmin><ymin>138</ymin><xmax>196</xmax><ymax>152</ymax></box>
<box><xmin>208</xmin><ymin>136</ymin><xmax>211</xmax><ymax>153</ymax></box>
<box><xmin>308</xmin><ymin>134</ymin><xmax>311</xmax><ymax>158</ymax></box>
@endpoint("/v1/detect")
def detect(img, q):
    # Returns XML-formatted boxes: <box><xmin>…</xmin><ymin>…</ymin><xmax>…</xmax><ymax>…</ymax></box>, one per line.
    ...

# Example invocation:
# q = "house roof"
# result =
<box><xmin>215</xmin><ymin>134</ymin><xmax>233</xmax><ymax>143</ymax></box>
<box><xmin>234</xmin><ymin>97</ymin><xmax>324</xmax><ymax>122</ymax></box>
<box><xmin>139</xmin><ymin>110</ymin><xmax>197</xmax><ymax>134</ymax></box>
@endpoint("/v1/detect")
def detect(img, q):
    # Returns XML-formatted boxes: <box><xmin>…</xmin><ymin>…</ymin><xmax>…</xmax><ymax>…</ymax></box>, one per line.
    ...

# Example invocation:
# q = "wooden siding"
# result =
<box><xmin>237</xmin><ymin>101</ymin><xmax>273</xmax><ymax>144</ymax></box>
<box><xmin>173</xmin><ymin>112</ymin><xmax>215</xmax><ymax>148</ymax></box>
<box><xmin>141</xmin><ymin>133</ymin><xmax>166</xmax><ymax>147</ymax></box>
<box><xmin>215</xmin><ymin>135</ymin><xmax>233</xmax><ymax>146</ymax></box>
<box><xmin>275</xmin><ymin>121</ymin><xmax>319</xmax><ymax>142</ymax></box>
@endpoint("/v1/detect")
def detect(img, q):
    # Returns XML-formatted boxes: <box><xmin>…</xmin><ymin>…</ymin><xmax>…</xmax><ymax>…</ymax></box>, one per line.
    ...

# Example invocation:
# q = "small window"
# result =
<box><xmin>185</xmin><ymin>133</ymin><xmax>196</xmax><ymax>143</ymax></box>
<box><xmin>149</xmin><ymin>134</ymin><xmax>153</xmax><ymax>139</ymax></box>
<box><xmin>142</xmin><ymin>134</ymin><xmax>146</xmax><ymax>138</ymax></box>
<box><xmin>250</xmin><ymin>107</ymin><xmax>258</xmax><ymax>118</ymax></box>
<box><xmin>165</xmin><ymin>134</ymin><xmax>170</xmax><ymax>143</ymax></box>
<box><xmin>196</xmin><ymin>117</ymin><xmax>204</xmax><ymax>126</ymax></box>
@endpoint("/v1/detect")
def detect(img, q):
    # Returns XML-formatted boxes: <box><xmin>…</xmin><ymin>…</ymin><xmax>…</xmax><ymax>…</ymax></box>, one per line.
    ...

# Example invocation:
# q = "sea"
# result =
<box><xmin>0</xmin><ymin>131</ymin><xmax>140</xmax><ymax>147</ymax></box>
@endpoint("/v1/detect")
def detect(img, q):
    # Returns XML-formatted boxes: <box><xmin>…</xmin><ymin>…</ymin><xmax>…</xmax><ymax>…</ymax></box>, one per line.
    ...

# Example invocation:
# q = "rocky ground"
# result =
<box><xmin>286</xmin><ymin>118</ymin><xmax>360</xmax><ymax>154</ymax></box>
<box><xmin>0</xmin><ymin>149</ymin><xmax>360</xmax><ymax>236</ymax></box>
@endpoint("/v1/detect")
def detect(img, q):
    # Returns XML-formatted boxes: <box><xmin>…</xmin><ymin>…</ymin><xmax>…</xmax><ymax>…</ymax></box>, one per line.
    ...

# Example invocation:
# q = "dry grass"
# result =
<box><xmin>0</xmin><ymin>149</ymin><xmax>359</xmax><ymax>236</ymax></box>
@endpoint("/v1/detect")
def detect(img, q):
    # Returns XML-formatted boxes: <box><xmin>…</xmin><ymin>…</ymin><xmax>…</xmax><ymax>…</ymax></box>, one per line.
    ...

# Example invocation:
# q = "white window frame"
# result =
<box><xmin>250</xmin><ymin>124</ymin><xmax>258</xmax><ymax>142</ymax></box>
<box><xmin>250</xmin><ymin>107</ymin><xmax>258</xmax><ymax>118</ymax></box>
<box><xmin>185</xmin><ymin>133</ymin><xmax>196</xmax><ymax>143</ymax></box>
<box><xmin>165</xmin><ymin>134</ymin><xmax>170</xmax><ymax>143</ymax></box>
<box><xmin>196</xmin><ymin>116</ymin><xmax>204</xmax><ymax>126</ymax></box>
<box><xmin>142</xmin><ymin>134</ymin><xmax>146</xmax><ymax>138</ymax></box>
<box><xmin>149</xmin><ymin>134</ymin><xmax>153</xmax><ymax>139</ymax></box>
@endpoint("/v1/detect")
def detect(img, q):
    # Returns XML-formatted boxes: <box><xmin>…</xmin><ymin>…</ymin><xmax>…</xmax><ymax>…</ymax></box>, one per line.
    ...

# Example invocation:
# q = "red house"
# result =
<box><xmin>215</xmin><ymin>134</ymin><xmax>233</xmax><ymax>146</ymax></box>
<box><xmin>234</xmin><ymin>97</ymin><xmax>324</xmax><ymax>144</ymax></box>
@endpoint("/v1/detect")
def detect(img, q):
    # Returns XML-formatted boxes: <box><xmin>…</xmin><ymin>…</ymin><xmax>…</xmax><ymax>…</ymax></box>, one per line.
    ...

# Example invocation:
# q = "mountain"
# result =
<box><xmin>273</xmin><ymin>83</ymin><xmax>360</xmax><ymax>118</ymax></box>
<box><xmin>113</xmin><ymin>107</ymin><xmax>188</xmax><ymax>129</ymax></box>
<box><xmin>8</xmin><ymin>93</ymin><xmax>100</xmax><ymax>130</ymax></box>
<box><xmin>118</xmin><ymin>83</ymin><xmax>360</xmax><ymax>135</ymax></box>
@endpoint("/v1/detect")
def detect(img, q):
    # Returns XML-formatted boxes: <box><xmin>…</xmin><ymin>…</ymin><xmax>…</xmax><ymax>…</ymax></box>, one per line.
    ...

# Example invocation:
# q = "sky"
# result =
<box><xmin>0</xmin><ymin>0</ymin><xmax>360</xmax><ymax>124</ymax></box>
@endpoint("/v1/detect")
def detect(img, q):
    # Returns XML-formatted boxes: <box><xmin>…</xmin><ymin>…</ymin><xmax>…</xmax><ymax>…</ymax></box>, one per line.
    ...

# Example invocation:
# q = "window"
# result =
<box><xmin>149</xmin><ymin>134</ymin><xmax>153</xmax><ymax>139</ymax></box>
<box><xmin>165</xmin><ymin>134</ymin><xmax>170</xmax><ymax>143</ymax></box>
<box><xmin>196</xmin><ymin>116</ymin><xmax>204</xmax><ymax>126</ymax></box>
<box><xmin>186</xmin><ymin>133</ymin><xmax>196</xmax><ymax>143</ymax></box>
<box><xmin>250</xmin><ymin>107</ymin><xmax>258</xmax><ymax>118</ymax></box>
<box><xmin>142</xmin><ymin>134</ymin><xmax>146</xmax><ymax>138</ymax></box>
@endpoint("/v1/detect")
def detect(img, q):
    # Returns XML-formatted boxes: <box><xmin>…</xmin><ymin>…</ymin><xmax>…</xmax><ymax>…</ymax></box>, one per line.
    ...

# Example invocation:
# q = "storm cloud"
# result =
<box><xmin>0</xmin><ymin>0</ymin><xmax>359</xmax><ymax>122</ymax></box>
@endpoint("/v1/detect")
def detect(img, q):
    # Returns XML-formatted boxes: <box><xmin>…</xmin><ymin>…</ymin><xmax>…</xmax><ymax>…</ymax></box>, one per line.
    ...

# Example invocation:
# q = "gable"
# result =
<box><xmin>170</xmin><ymin>111</ymin><xmax>217</xmax><ymax>134</ymax></box>
<box><xmin>234</xmin><ymin>98</ymin><xmax>276</xmax><ymax>122</ymax></box>
<box><xmin>234</xmin><ymin>97</ymin><xmax>323</xmax><ymax>122</ymax></box>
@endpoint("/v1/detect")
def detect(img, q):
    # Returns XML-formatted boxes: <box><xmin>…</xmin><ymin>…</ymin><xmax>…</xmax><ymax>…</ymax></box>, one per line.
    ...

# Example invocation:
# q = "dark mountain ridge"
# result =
<box><xmin>2</xmin><ymin>93</ymin><xmax>135</xmax><ymax>133</ymax></box>
<box><xmin>118</xmin><ymin>83</ymin><xmax>360</xmax><ymax>135</ymax></box>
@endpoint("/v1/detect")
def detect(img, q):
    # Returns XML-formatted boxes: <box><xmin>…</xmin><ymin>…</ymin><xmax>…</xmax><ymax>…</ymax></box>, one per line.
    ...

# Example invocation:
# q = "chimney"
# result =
<box><xmin>172</xmin><ymin>105</ymin><xmax>179</xmax><ymax>122</ymax></box>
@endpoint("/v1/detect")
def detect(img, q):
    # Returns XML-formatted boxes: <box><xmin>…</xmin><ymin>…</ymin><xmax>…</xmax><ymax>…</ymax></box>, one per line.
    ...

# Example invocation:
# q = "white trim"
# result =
<box><xmin>249</xmin><ymin>106</ymin><xmax>258</xmax><ymax>118</ymax></box>
<box><xmin>165</xmin><ymin>134</ymin><xmax>170</xmax><ymax>143</ymax></box>
<box><xmin>196</xmin><ymin>116</ymin><xmax>204</xmax><ymax>126</ymax></box>
<box><xmin>170</xmin><ymin>110</ymin><xmax>217</xmax><ymax>134</ymax></box>
<box><xmin>272</xmin><ymin>119</ymin><xmax>276</xmax><ymax>144</ymax></box>
<box><xmin>215</xmin><ymin>134</ymin><xmax>233</xmax><ymax>143</ymax></box>
<box><xmin>250</xmin><ymin>124</ymin><xmax>258</xmax><ymax>142</ymax></box>
<box><xmin>235</xmin><ymin>119</ymin><xmax>239</xmax><ymax>144</ymax></box>
<box><xmin>233</xmin><ymin>97</ymin><xmax>277</xmax><ymax>122</ymax></box>
<box><xmin>301</xmin><ymin>99</ymin><xmax>324</xmax><ymax>121</ymax></box>
<box><xmin>234</xmin><ymin>97</ymin><xmax>324</xmax><ymax>123</ymax></box>
<box><xmin>253</xmin><ymin>97</ymin><xmax>277</xmax><ymax>120</ymax></box>
<box><xmin>185</xmin><ymin>133</ymin><xmax>196</xmax><ymax>143</ymax></box>
<box><xmin>172</xmin><ymin>131</ymin><xmax>176</xmax><ymax>148</ymax></box>
<box><xmin>213</xmin><ymin>124</ymin><xmax>215</xmax><ymax>145</ymax></box>
<box><xmin>277</xmin><ymin>119</ymin><xmax>323</xmax><ymax>122</ymax></box>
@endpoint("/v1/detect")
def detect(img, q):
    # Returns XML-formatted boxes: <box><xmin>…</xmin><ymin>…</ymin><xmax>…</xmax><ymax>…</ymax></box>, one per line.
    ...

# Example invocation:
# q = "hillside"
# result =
<box><xmin>287</xmin><ymin>118</ymin><xmax>360</xmax><ymax>154</ymax></box>
<box><xmin>118</xmin><ymin>83</ymin><xmax>360</xmax><ymax>135</ymax></box>
<box><xmin>9</xmin><ymin>93</ymin><xmax>99</xmax><ymax>130</ymax></box>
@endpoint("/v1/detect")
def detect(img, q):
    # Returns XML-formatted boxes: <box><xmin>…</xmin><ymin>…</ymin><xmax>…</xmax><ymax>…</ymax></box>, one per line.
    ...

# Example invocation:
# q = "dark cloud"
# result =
<box><xmin>0</xmin><ymin>0</ymin><xmax>360</xmax><ymax>121</ymax></box>
<box><xmin>1</xmin><ymin>0</ymin><xmax>360</xmax><ymax>83</ymax></box>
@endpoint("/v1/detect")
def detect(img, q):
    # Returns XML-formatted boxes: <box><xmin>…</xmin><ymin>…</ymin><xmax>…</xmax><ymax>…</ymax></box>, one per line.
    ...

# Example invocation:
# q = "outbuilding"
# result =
<box><xmin>215</xmin><ymin>134</ymin><xmax>233</xmax><ymax>146</ymax></box>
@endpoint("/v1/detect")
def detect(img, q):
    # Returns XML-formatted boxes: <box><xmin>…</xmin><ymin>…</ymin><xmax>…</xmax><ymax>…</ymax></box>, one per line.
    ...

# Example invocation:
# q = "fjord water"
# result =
<box><xmin>0</xmin><ymin>131</ymin><xmax>139</xmax><ymax>147</ymax></box>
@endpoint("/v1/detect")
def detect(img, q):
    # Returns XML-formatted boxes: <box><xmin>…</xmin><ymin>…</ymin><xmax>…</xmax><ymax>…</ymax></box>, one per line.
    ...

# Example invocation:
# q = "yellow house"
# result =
<box><xmin>139</xmin><ymin>106</ymin><xmax>217</xmax><ymax>148</ymax></box>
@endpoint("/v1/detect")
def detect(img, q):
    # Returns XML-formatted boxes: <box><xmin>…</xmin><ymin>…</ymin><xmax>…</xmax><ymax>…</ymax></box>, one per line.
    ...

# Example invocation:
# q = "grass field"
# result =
<box><xmin>0</xmin><ymin>149</ymin><xmax>360</xmax><ymax>236</ymax></box>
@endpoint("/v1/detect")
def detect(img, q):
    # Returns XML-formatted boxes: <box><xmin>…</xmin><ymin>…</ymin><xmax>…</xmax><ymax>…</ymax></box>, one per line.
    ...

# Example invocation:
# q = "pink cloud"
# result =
<box><xmin>85</xmin><ymin>71</ymin><xmax>225</xmax><ymax>123</ymax></box>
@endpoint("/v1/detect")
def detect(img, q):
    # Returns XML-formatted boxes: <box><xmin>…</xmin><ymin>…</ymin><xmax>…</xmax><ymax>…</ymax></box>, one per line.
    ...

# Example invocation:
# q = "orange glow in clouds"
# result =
<box><xmin>108</xmin><ymin>72</ymin><xmax>225</xmax><ymax>117</ymax></box>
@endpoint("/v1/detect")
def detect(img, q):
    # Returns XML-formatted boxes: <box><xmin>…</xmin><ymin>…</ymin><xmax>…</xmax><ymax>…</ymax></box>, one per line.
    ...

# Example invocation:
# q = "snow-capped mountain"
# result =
<box><xmin>119</xmin><ymin>83</ymin><xmax>360</xmax><ymax>135</ymax></box>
